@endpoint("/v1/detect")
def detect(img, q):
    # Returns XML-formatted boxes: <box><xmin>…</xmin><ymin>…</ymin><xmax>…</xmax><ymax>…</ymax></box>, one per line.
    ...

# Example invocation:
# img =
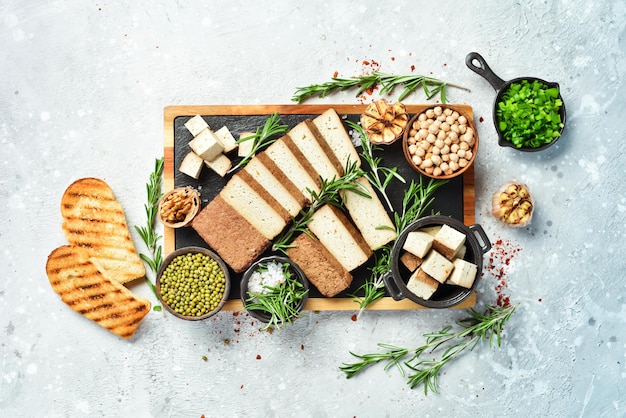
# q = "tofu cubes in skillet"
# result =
<box><xmin>402</xmin><ymin>224</ymin><xmax>477</xmax><ymax>300</ymax></box>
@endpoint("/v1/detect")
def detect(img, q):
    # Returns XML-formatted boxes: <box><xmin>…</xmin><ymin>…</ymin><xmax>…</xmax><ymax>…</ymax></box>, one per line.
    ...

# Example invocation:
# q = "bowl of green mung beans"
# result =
<box><xmin>156</xmin><ymin>246</ymin><xmax>230</xmax><ymax>320</ymax></box>
<box><xmin>466</xmin><ymin>52</ymin><xmax>566</xmax><ymax>152</ymax></box>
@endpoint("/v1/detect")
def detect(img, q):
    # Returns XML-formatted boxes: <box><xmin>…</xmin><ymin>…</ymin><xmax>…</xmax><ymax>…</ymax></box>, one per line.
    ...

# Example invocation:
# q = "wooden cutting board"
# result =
<box><xmin>163</xmin><ymin>104</ymin><xmax>476</xmax><ymax>311</ymax></box>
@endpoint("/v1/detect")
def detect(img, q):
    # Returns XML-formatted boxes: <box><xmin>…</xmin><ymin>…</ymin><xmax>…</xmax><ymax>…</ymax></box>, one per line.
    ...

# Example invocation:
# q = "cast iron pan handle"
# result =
<box><xmin>382</xmin><ymin>271</ymin><xmax>404</xmax><ymax>301</ymax></box>
<box><xmin>469</xmin><ymin>223</ymin><xmax>492</xmax><ymax>255</ymax></box>
<box><xmin>465</xmin><ymin>52</ymin><xmax>506</xmax><ymax>91</ymax></box>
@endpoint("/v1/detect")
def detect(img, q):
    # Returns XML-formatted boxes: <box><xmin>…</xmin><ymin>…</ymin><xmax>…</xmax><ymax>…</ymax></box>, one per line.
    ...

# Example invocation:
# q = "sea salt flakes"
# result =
<box><xmin>248</xmin><ymin>261</ymin><xmax>286</xmax><ymax>294</ymax></box>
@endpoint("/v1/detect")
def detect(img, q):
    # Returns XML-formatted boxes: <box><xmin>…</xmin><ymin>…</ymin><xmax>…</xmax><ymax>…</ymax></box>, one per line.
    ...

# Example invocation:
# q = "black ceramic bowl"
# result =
<box><xmin>465</xmin><ymin>52</ymin><xmax>566</xmax><ymax>152</ymax></box>
<box><xmin>240</xmin><ymin>256</ymin><xmax>309</xmax><ymax>324</ymax></box>
<box><xmin>156</xmin><ymin>246</ymin><xmax>231</xmax><ymax>320</ymax></box>
<box><xmin>383</xmin><ymin>215</ymin><xmax>491</xmax><ymax>308</ymax></box>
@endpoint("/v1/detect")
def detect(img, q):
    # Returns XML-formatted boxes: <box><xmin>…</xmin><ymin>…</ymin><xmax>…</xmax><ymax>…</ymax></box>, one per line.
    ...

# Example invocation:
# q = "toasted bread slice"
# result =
<box><xmin>46</xmin><ymin>245</ymin><xmax>150</xmax><ymax>339</ymax></box>
<box><xmin>60</xmin><ymin>178</ymin><xmax>145</xmax><ymax>284</ymax></box>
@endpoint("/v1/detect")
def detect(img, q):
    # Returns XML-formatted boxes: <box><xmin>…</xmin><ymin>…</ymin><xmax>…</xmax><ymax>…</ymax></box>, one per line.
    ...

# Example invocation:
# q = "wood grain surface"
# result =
<box><xmin>163</xmin><ymin>104</ymin><xmax>476</xmax><ymax>311</ymax></box>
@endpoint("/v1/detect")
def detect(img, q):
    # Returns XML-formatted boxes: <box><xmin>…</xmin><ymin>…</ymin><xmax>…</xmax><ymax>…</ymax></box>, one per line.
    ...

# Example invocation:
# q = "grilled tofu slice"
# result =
<box><xmin>60</xmin><ymin>178</ymin><xmax>145</xmax><ymax>284</ymax></box>
<box><xmin>46</xmin><ymin>245</ymin><xmax>151</xmax><ymax>339</ymax></box>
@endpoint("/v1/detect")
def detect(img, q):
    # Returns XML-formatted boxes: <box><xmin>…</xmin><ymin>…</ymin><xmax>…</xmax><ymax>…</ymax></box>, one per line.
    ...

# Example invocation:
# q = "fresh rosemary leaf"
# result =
<box><xmin>292</xmin><ymin>72</ymin><xmax>469</xmax><ymax>104</ymax></box>
<box><xmin>134</xmin><ymin>157</ymin><xmax>164</xmax><ymax>308</ymax></box>
<box><xmin>228</xmin><ymin>112</ymin><xmax>289</xmax><ymax>174</ymax></box>
<box><xmin>339</xmin><ymin>304</ymin><xmax>518</xmax><ymax>395</ymax></box>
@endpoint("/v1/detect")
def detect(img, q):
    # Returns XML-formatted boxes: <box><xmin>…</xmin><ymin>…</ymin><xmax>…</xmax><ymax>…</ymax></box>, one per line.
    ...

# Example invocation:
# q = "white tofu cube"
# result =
<box><xmin>406</xmin><ymin>268</ymin><xmax>439</xmax><ymax>300</ymax></box>
<box><xmin>189</xmin><ymin>129</ymin><xmax>224</xmax><ymax>161</ymax></box>
<box><xmin>447</xmin><ymin>258</ymin><xmax>477</xmax><ymax>289</ymax></box>
<box><xmin>204</xmin><ymin>153</ymin><xmax>232</xmax><ymax>177</ymax></box>
<box><xmin>421</xmin><ymin>250</ymin><xmax>454</xmax><ymax>283</ymax></box>
<box><xmin>403</xmin><ymin>231</ymin><xmax>434</xmax><ymax>258</ymax></box>
<box><xmin>184</xmin><ymin>115</ymin><xmax>209</xmax><ymax>137</ymax></box>
<box><xmin>214</xmin><ymin>126</ymin><xmax>238</xmax><ymax>153</ymax></box>
<box><xmin>433</xmin><ymin>224</ymin><xmax>466</xmax><ymax>259</ymax></box>
<box><xmin>238</xmin><ymin>131</ymin><xmax>255</xmax><ymax>158</ymax></box>
<box><xmin>179</xmin><ymin>151</ymin><xmax>204</xmax><ymax>179</ymax></box>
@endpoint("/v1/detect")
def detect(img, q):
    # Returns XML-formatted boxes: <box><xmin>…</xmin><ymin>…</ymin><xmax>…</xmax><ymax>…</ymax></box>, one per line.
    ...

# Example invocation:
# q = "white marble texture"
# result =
<box><xmin>1</xmin><ymin>1</ymin><xmax>624</xmax><ymax>417</ymax></box>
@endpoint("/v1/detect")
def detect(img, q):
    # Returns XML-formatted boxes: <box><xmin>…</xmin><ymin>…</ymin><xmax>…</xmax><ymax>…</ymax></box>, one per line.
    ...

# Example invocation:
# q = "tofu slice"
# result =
<box><xmin>420</xmin><ymin>250</ymin><xmax>454</xmax><ymax>283</ymax></box>
<box><xmin>184</xmin><ymin>115</ymin><xmax>209</xmax><ymax>137</ymax></box>
<box><xmin>287</xmin><ymin>120</ymin><xmax>341</xmax><ymax>182</ymax></box>
<box><xmin>342</xmin><ymin>176</ymin><xmax>396</xmax><ymax>250</ymax></box>
<box><xmin>179</xmin><ymin>151</ymin><xmax>204</xmax><ymax>179</ymax></box>
<box><xmin>308</xmin><ymin>205</ymin><xmax>372</xmax><ymax>272</ymax></box>
<box><xmin>238</xmin><ymin>131</ymin><xmax>255</xmax><ymax>158</ymax></box>
<box><xmin>243</xmin><ymin>158</ymin><xmax>304</xmax><ymax>217</ymax></box>
<box><xmin>189</xmin><ymin>129</ymin><xmax>224</xmax><ymax>161</ymax></box>
<box><xmin>447</xmin><ymin>258</ymin><xmax>477</xmax><ymax>289</ymax></box>
<box><xmin>219</xmin><ymin>174</ymin><xmax>287</xmax><ymax>240</ymax></box>
<box><xmin>204</xmin><ymin>153</ymin><xmax>231</xmax><ymax>177</ymax></box>
<box><xmin>263</xmin><ymin>139</ymin><xmax>320</xmax><ymax>201</ymax></box>
<box><xmin>214</xmin><ymin>126</ymin><xmax>238</xmax><ymax>153</ymax></box>
<box><xmin>312</xmin><ymin>108</ymin><xmax>361</xmax><ymax>171</ymax></box>
<box><xmin>403</xmin><ymin>231</ymin><xmax>434</xmax><ymax>258</ymax></box>
<box><xmin>406</xmin><ymin>268</ymin><xmax>439</xmax><ymax>300</ymax></box>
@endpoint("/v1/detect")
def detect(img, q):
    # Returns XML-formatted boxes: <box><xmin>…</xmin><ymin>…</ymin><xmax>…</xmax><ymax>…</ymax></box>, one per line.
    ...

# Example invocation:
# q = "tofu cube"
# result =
<box><xmin>406</xmin><ymin>268</ymin><xmax>439</xmax><ymax>300</ymax></box>
<box><xmin>421</xmin><ymin>250</ymin><xmax>454</xmax><ymax>283</ymax></box>
<box><xmin>214</xmin><ymin>126</ymin><xmax>238</xmax><ymax>153</ymax></box>
<box><xmin>238</xmin><ymin>131</ymin><xmax>256</xmax><ymax>158</ymax></box>
<box><xmin>455</xmin><ymin>244</ymin><xmax>467</xmax><ymax>259</ymax></box>
<box><xmin>184</xmin><ymin>115</ymin><xmax>209</xmax><ymax>137</ymax></box>
<box><xmin>433</xmin><ymin>224</ymin><xmax>466</xmax><ymax>259</ymax></box>
<box><xmin>204</xmin><ymin>153</ymin><xmax>232</xmax><ymax>177</ymax></box>
<box><xmin>189</xmin><ymin>129</ymin><xmax>224</xmax><ymax>161</ymax></box>
<box><xmin>403</xmin><ymin>231</ymin><xmax>434</xmax><ymax>258</ymax></box>
<box><xmin>447</xmin><ymin>258</ymin><xmax>477</xmax><ymax>289</ymax></box>
<box><xmin>400</xmin><ymin>251</ymin><xmax>422</xmax><ymax>272</ymax></box>
<box><xmin>179</xmin><ymin>151</ymin><xmax>204</xmax><ymax>179</ymax></box>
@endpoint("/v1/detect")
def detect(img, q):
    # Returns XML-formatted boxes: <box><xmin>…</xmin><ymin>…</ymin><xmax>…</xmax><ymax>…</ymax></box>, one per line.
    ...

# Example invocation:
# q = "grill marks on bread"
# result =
<box><xmin>46</xmin><ymin>245</ymin><xmax>150</xmax><ymax>339</ymax></box>
<box><xmin>60</xmin><ymin>178</ymin><xmax>145</xmax><ymax>284</ymax></box>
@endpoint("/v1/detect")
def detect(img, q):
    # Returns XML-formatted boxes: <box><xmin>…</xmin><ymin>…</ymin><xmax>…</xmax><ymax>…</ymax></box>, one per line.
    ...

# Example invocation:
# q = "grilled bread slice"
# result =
<box><xmin>60</xmin><ymin>178</ymin><xmax>145</xmax><ymax>284</ymax></box>
<box><xmin>46</xmin><ymin>245</ymin><xmax>150</xmax><ymax>339</ymax></box>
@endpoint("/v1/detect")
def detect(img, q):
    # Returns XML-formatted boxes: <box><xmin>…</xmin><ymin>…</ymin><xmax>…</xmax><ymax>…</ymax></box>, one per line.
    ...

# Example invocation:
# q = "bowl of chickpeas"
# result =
<box><xmin>156</xmin><ymin>246</ymin><xmax>231</xmax><ymax>320</ymax></box>
<box><xmin>402</xmin><ymin>105</ymin><xmax>478</xmax><ymax>179</ymax></box>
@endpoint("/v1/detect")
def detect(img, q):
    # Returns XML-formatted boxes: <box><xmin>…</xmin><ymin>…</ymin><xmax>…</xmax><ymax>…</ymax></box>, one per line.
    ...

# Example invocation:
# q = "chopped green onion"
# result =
<box><xmin>496</xmin><ymin>79</ymin><xmax>564</xmax><ymax>149</ymax></box>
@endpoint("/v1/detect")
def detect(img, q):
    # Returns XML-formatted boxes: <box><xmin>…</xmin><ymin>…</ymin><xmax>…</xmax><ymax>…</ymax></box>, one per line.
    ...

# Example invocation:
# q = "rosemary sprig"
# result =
<box><xmin>350</xmin><ymin>177</ymin><xmax>447</xmax><ymax>316</ymax></box>
<box><xmin>345</xmin><ymin>120</ymin><xmax>405</xmax><ymax>212</ymax></box>
<box><xmin>272</xmin><ymin>159</ymin><xmax>368</xmax><ymax>253</ymax></box>
<box><xmin>244</xmin><ymin>262</ymin><xmax>309</xmax><ymax>330</ymax></box>
<box><xmin>340</xmin><ymin>304</ymin><xmax>518</xmax><ymax>394</ymax></box>
<box><xmin>292</xmin><ymin>72</ymin><xmax>470</xmax><ymax>104</ymax></box>
<box><xmin>134</xmin><ymin>157</ymin><xmax>164</xmax><ymax>309</ymax></box>
<box><xmin>228</xmin><ymin>112</ymin><xmax>289</xmax><ymax>174</ymax></box>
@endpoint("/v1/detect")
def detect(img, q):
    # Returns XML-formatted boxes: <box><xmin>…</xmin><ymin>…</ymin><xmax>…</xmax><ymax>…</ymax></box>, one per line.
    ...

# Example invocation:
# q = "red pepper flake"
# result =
<box><xmin>233</xmin><ymin>312</ymin><xmax>239</xmax><ymax>317</ymax></box>
<box><xmin>256</xmin><ymin>354</ymin><xmax>262</xmax><ymax>360</ymax></box>
<box><xmin>363</xmin><ymin>60</ymin><xmax>370</xmax><ymax>65</ymax></box>
<box><xmin>410</xmin><ymin>65</ymin><xmax>416</xmax><ymax>72</ymax></box>
<box><xmin>333</xmin><ymin>71</ymin><xmax>338</xmax><ymax>78</ymax></box>
<box><xmin>351</xmin><ymin>314</ymin><xmax>357</xmax><ymax>321</ymax></box>
<box><xmin>301</xmin><ymin>344</ymin><xmax>305</xmax><ymax>350</ymax></box>
<box><xmin>479</xmin><ymin>116</ymin><xmax>484</xmax><ymax>123</ymax></box>
<box><xmin>538</xmin><ymin>298</ymin><xmax>542</xmax><ymax>302</ymax></box>
<box><xmin>483</xmin><ymin>237</ymin><xmax>522</xmax><ymax>307</ymax></box>
<box><xmin>391</xmin><ymin>57</ymin><xmax>395</xmax><ymax>61</ymax></box>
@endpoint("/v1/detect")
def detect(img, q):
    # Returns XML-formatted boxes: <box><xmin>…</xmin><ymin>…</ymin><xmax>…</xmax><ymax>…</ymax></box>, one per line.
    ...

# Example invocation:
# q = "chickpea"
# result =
<box><xmin>450</xmin><ymin>124</ymin><xmax>460</xmax><ymax>134</ymax></box>
<box><xmin>459</xmin><ymin>142</ymin><xmax>469</xmax><ymax>151</ymax></box>
<box><xmin>458</xmin><ymin>124</ymin><xmax>467</xmax><ymax>134</ymax></box>
<box><xmin>448</xmin><ymin>131</ymin><xmax>459</xmax><ymax>142</ymax></box>
<box><xmin>440</xmin><ymin>162</ymin><xmax>449</xmax><ymax>172</ymax></box>
<box><xmin>441</xmin><ymin>144</ymin><xmax>450</xmax><ymax>155</ymax></box>
<box><xmin>408</xmin><ymin>136</ymin><xmax>417</xmax><ymax>145</ymax></box>
<box><xmin>441</xmin><ymin>122</ymin><xmax>450</xmax><ymax>132</ymax></box>
<box><xmin>459</xmin><ymin>158</ymin><xmax>468</xmax><ymax>168</ymax></box>
<box><xmin>465</xmin><ymin>150</ymin><xmax>473</xmax><ymax>160</ymax></box>
<box><xmin>426</xmin><ymin>133</ymin><xmax>436</xmax><ymax>143</ymax></box>
<box><xmin>433</xmin><ymin>167</ymin><xmax>442</xmax><ymax>177</ymax></box>
<box><xmin>412</xmin><ymin>155</ymin><xmax>422</xmax><ymax>166</ymax></box>
<box><xmin>409</xmin><ymin>128</ymin><xmax>417</xmax><ymax>137</ymax></box>
<box><xmin>424</xmin><ymin>166</ymin><xmax>434</xmax><ymax>174</ymax></box>
<box><xmin>415</xmin><ymin>147</ymin><xmax>426</xmax><ymax>157</ymax></box>
<box><xmin>418</xmin><ymin>113</ymin><xmax>427</xmax><ymax>122</ymax></box>
<box><xmin>445</xmin><ymin>116</ymin><xmax>455</xmax><ymax>125</ymax></box>
<box><xmin>432</xmin><ymin>146</ymin><xmax>440</xmax><ymax>155</ymax></box>
<box><xmin>458</xmin><ymin>115</ymin><xmax>467</xmax><ymax>125</ymax></box>
<box><xmin>408</xmin><ymin>144</ymin><xmax>417</xmax><ymax>154</ymax></box>
<box><xmin>437</xmin><ymin>130</ymin><xmax>447</xmax><ymax>141</ymax></box>
<box><xmin>443</xmin><ymin>108</ymin><xmax>452</xmax><ymax>116</ymax></box>
<box><xmin>449</xmin><ymin>153</ymin><xmax>459</xmax><ymax>162</ymax></box>
<box><xmin>449</xmin><ymin>161</ymin><xmax>459</xmax><ymax>171</ymax></box>
<box><xmin>451</xmin><ymin>143</ymin><xmax>460</xmax><ymax>154</ymax></box>
<box><xmin>431</xmin><ymin>155</ymin><xmax>442</xmax><ymax>165</ymax></box>
<box><xmin>434</xmin><ymin>106</ymin><xmax>443</xmax><ymax>116</ymax></box>
<box><xmin>441</xmin><ymin>154</ymin><xmax>450</xmax><ymax>162</ymax></box>
<box><xmin>457</xmin><ymin>149</ymin><xmax>466</xmax><ymax>158</ymax></box>
<box><xmin>452</xmin><ymin>111</ymin><xmax>459</xmax><ymax>120</ymax></box>
<box><xmin>418</xmin><ymin>129</ymin><xmax>428</xmax><ymax>139</ymax></box>
<box><xmin>444</xmin><ymin>137</ymin><xmax>452</xmax><ymax>146</ymax></box>
<box><xmin>425</xmin><ymin>109</ymin><xmax>435</xmax><ymax>119</ymax></box>
<box><xmin>422</xmin><ymin>158</ymin><xmax>433</xmax><ymax>168</ymax></box>
<box><xmin>420</xmin><ymin>141</ymin><xmax>431</xmax><ymax>150</ymax></box>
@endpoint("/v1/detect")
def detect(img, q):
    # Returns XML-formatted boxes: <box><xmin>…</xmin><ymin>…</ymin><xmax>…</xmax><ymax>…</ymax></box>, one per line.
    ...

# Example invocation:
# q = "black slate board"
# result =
<box><xmin>172</xmin><ymin>113</ymin><xmax>464</xmax><ymax>301</ymax></box>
